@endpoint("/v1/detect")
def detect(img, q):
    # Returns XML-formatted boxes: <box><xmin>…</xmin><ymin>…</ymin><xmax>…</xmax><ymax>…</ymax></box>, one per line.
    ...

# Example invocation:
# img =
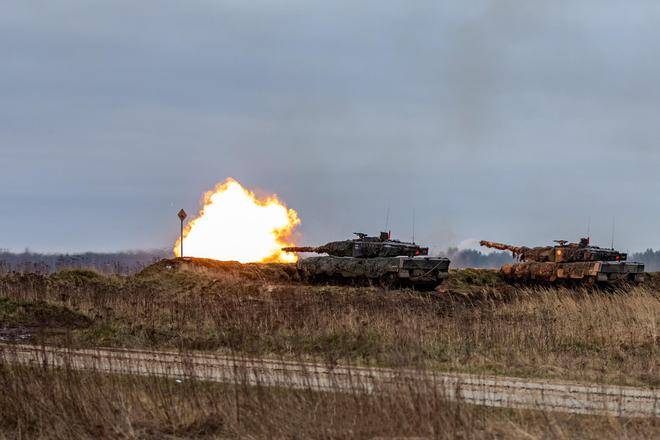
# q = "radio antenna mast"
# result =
<box><xmin>610</xmin><ymin>217</ymin><xmax>616</xmax><ymax>250</ymax></box>
<box><xmin>586</xmin><ymin>216</ymin><xmax>591</xmax><ymax>239</ymax></box>
<box><xmin>384</xmin><ymin>203</ymin><xmax>390</xmax><ymax>232</ymax></box>
<box><xmin>412</xmin><ymin>208</ymin><xmax>416</xmax><ymax>244</ymax></box>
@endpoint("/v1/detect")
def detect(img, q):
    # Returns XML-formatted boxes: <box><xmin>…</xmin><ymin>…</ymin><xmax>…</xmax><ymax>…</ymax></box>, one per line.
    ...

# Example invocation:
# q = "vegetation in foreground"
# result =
<box><xmin>0</xmin><ymin>360</ymin><xmax>656</xmax><ymax>439</ymax></box>
<box><xmin>0</xmin><ymin>263</ymin><xmax>657</xmax><ymax>387</ymax></box>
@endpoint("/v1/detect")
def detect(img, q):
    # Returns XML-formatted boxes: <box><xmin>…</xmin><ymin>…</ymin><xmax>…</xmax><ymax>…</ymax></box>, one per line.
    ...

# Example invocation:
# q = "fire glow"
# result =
<box><xmin>174</xmin><ymin>179</ymin><xmax>300</xmax><ymax>263</ymax></box>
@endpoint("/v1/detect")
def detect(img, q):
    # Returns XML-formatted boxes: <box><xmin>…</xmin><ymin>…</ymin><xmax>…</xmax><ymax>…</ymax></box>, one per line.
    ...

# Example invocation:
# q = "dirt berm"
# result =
<box><xmin>140</xmin><ymin>258</ymin><xmax>512</xmax><ymax>298</ymax></box>
<box><xmin>139</xmin><ymin>257</ymin><xmax>300</xmax><ymax>283</ymax></box>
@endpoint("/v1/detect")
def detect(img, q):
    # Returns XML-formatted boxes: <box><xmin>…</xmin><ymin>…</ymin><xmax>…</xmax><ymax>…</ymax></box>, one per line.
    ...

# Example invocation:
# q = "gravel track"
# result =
<box><xmin>2</xmin><ymin>344</ymin><xmax>658</xmax><ymax>418</ymax></box>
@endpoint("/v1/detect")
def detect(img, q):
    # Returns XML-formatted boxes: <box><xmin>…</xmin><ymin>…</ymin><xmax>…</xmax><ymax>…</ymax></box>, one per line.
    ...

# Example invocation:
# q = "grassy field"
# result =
<box><xmin>0</xmin><ymin>359</ymin><xmax>657</xmax><ymax>439</ymax></box>
<box><xmin>0</xmin><ymin>260</ymin><xmax>657</xmax><ymax>387</ymax></box>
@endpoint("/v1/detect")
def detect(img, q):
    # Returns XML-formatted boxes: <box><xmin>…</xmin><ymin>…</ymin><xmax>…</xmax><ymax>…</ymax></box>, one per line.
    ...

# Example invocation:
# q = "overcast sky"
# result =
<box><xmin>1</xmin><ymin>0</ymin><xmax>659</xmax><ymax>253</ymax></box>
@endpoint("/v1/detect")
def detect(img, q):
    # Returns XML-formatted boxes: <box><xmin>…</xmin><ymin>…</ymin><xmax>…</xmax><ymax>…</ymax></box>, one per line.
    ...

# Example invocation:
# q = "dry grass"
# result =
<box><xmin>0</xmin><ymin>264</ymin><xmax>658</xmax><ymax>438</ymax></box>
<box><xmin>0</xmin><ymin>355</ymin><xmax>656</xmax><ymax>439</ymax></box>
<box><xmin>0</xmin><ymin>265</ymin><xmax>658</xmax><ymax>386</ymax></box>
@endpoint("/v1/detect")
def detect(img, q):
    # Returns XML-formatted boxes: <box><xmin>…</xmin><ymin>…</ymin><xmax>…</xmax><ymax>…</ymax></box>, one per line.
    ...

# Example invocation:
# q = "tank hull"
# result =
<box><xmin>297</xmin><ymin>256</ymin><xmax>450</xmax><ymax>288</ymax></box>
<box><xmin>500</xmin><ymin>261</ymin><xmax>645</xmax><ymax>284</ymax></box>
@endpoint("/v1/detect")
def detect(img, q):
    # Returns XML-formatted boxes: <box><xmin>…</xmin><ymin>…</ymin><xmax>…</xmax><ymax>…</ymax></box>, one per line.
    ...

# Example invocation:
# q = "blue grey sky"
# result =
<box><xmin>1</xmin><ymin>0</ymin><xmax>658</xmax><ymax>253</ymax></box>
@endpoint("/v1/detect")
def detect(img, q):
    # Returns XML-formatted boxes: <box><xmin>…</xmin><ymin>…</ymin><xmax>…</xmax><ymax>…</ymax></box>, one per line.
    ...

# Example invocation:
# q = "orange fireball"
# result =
<box><xmin>174</xmin><ymin>179</ymin><xmax>300</xmax><ymax>263</ymax></box>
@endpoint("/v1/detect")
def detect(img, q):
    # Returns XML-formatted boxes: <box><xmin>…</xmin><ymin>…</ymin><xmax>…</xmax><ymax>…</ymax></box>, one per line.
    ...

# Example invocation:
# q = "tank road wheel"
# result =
<box><xmin>582</xmin><ymin>276</ymin><xmax>597</xmax><ymax>288</ymax></box>
<box><xmin>304</xmin><ymin>273</ymin><xmax>328</xmax><ymax>285</ymax></box>
<box><xmin>379</xmin><ymin>273</ymin><xmax>398</xmax><ymax>289</ymax></box>
<box><xmin>300</xmin><ymin>270</ymin><xmax>319</xmax><ymax>285</ymax></box>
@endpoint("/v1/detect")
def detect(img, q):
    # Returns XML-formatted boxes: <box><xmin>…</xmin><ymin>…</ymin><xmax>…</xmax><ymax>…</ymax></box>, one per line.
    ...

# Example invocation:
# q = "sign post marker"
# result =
<box><xmin>177</xmin><ymin>209</ymin><xmax>187</xmax><ymax>258</ymax></box>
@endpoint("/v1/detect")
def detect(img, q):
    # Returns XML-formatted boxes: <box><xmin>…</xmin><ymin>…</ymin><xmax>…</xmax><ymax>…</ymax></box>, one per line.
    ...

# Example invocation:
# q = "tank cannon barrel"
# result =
<box><xmin>479</xmin><ymin>240</ymin><xmax>527</xmax><ymax>254</ymax></box>
<box><xmin>282</xmin><ymin>246</ymin><xmax>320</xmax><ymax>253</ymax></box>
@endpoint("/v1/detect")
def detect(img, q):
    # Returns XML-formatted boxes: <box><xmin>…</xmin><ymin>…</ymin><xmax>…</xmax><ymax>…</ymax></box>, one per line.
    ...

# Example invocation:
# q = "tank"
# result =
<box><xmin>283</xmin><ymin>232</ymin><xmax>450</xmax><ymax>288</ymax></box>
<box><xmin>480</xmin><ymin>238</ymin><xmax>645</xmax><ymax>284</ymax></box>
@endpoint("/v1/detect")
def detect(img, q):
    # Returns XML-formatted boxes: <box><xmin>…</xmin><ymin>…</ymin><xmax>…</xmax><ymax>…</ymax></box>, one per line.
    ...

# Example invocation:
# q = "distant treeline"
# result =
<box><xmin>2</xmin><ymin>247</ymin><xmax>660</xmax><ymax>274</ymax></box>
<box><xmin>0</xmin><ymin>250</ymin><xmax>170</xmax><ymax>275</ymax></box>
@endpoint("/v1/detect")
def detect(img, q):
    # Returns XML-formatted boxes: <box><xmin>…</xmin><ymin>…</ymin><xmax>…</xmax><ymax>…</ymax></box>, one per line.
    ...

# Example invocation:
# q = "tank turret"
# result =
<box><xmin>283</xmin><ymin>232</ymin><xmax>428</xmax><ymax>258</ymax></box>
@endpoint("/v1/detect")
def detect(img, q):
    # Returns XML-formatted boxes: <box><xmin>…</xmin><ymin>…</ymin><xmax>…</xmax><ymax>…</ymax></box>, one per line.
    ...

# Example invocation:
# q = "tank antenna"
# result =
<box><xmin>610</xmin><ymin>217</ymin><xmax>616</xmax><ymax>250</ymax></box>
<box><xmin>384</xmin><ymin>203</ymin><xmax>390</xmax><ymax>232</ymax></box>
<box><xmin>586</xmin><ymin>216</ymin><xmax>591</xmax><ymax>240</ymax></box>
<box><xmin>412</xmin><ymin>208</ymin><xmax>416</xmax><ymax>244</ymax></box>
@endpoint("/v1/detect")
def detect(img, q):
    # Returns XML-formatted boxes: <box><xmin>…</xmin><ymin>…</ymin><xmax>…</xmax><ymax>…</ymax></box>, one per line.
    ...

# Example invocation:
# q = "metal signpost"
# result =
<box><xmin>177</xmin><ymin>209</ymin><xmax>187</xmax><ymax>258</ymax></box>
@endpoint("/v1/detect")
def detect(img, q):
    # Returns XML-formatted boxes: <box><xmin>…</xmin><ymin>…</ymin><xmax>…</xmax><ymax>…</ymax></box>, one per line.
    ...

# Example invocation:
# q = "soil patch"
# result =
<box><xmin>0</xmin><ymin>297</ymin><xmax>91</xmax><ymax>329</ymax></box>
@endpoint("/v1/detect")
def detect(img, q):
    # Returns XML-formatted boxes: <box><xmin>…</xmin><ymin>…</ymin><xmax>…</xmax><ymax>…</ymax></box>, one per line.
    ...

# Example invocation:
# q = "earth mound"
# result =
<box><xmin>139</xmin><ymin>257</ymin><xmax>299</xmax><ymax>282</ymax></box>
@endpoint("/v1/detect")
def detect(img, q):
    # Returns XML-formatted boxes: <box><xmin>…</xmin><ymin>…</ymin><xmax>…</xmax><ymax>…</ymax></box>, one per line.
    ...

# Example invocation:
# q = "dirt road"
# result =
<box><xmin>2</xmin><ymin>344</ymin><xmax>657</xmax><ymax>418</ymax></box>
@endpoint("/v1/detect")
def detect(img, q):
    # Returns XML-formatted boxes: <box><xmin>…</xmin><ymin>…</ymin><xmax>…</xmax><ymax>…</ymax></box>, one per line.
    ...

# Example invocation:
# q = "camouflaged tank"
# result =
<box><xmin>282</xmin><ymin>232</ymin><xmax>450</xmax><ymax>288</ymax></box>
<box><xmin>480</xmin><ymin>238</ymin><xmax>645</xmax><ymax>284</ymax></box>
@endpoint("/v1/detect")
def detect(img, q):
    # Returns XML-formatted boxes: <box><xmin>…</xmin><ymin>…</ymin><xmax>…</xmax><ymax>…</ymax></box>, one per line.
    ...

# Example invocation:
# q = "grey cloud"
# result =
<box><xmin>0</xmin><ymin>0</ymin><xmax>659</xmax><ymax>252</ymax></box>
